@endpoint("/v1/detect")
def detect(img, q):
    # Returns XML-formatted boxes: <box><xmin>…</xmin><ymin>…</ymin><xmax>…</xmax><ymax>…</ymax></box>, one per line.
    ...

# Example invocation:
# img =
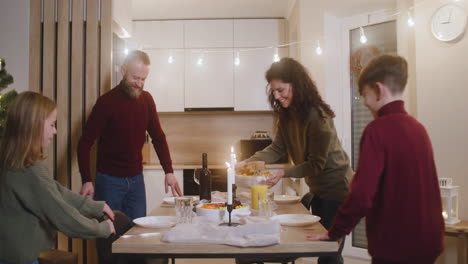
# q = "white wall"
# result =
<box><xmin>0</xmin><ymin>0</ymin><xmax>29</xmax><ymax>93</ymax></box>
<box><xmin>113</xmin><ymin>0</ymin><xmax>133</xmax><ymax>37</ymax></box>
<box><xmin>414</xmin><ymin>0</ymin><xmax>468</xmax><ymax>221</ymax></box>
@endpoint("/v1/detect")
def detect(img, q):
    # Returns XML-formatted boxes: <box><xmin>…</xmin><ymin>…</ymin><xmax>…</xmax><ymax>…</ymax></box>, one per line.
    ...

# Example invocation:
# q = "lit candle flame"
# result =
<box><xmin>231</xmin><ymin>146</ymin><xmax>234</xmax><ymax>153</ymax></box>
<box><xmin>442</xmin><ymin>211</ymin><xmax>448</xmax><ymax>220</ymax></box>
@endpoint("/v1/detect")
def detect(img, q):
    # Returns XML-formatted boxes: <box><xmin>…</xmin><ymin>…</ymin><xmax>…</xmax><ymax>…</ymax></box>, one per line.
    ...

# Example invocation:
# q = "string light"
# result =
<box><xmin>273</xmin><ymin>48</ymin><xmax>280</xmax><ymax>62</ymax></box>
<box><xmin>197</xmin><ymin>53</ymin><xmax>204</xmax><ymax>66</ymax></box>
<box><xmin>234</xmin><ymin>51</ymin><xmax>240</xmax><ymax>66</ymax></box>
<box><xmin>315</xmin><ymin>40</ymin><xmax>323</xmax><ymax>55</ymax></box>
<box><xmin>407</xmin><ymin>11</ymin><xmax>415</xmax><ymax>27</ymax></box>
<box><xmin>359</xmin><ymin>27</ymin><xmax>368</xmax><ymax>44</ymax></box>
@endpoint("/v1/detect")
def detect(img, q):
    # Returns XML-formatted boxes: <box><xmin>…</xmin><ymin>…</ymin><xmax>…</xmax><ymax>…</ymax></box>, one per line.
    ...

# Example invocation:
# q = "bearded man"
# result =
<box><xmin>78</xmin><ymin>50</ymin><xmax>182</xmax><ymax>221</ymax></box>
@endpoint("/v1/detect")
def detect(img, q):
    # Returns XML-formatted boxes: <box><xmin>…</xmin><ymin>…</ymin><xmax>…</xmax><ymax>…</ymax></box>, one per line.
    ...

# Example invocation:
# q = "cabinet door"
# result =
<box><xmin>144</xmin><ymin>170</ymin><xmax>183</xmax><ymax>214</ymax></box>
<box><xmin>234</xmin><ymin>19</ymin><xmax>286</xmax><ymax>47</ymax></box>
<box><xmin>133</xmin><ymin>21</ymin><xmax>184</xmax><ymax>49</ymax></box>
<box><xmin>184</xmin><ymin>20</ymin><xmax>233</xmax><ymax>48</ymax></box>
<box><xmin>144</xmin><ymin>49</ymin><xmax>184</xmax><ymax>112</ymax></box>
<box><xmin>185</xmin><ymin>49</ymin><xmax>234</xmax><ymax>108</ymax></box>
<box><xmin>234</xmin><ymin>47</ymin><xmax>288</xmax><ymax>111</ymax></box>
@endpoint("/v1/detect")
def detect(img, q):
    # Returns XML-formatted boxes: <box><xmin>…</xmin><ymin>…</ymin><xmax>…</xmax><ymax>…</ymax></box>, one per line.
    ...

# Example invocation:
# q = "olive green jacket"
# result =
<box><xmin>247</xmin><ymin>108</ymin><xmax>352</xmax><ymax>202</ymax></box>
<box><xmin>0</xmin><ymin>163</ymin><xmax>111</xmax><ymax>264</ymax></box>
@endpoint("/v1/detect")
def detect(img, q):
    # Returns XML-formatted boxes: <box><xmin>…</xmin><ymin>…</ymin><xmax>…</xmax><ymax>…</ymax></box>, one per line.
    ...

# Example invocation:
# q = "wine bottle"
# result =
<box><xmin>198</xmin><ymin>153</ymin><xmax>212</xmax><ymax>200</ymax></box>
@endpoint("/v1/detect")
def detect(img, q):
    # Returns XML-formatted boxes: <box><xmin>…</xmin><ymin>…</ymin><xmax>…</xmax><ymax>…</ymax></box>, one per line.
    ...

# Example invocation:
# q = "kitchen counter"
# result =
<box><xmin>143</xmin><ymin>163</ymin><xmax>292</xmax><ymax>170</ymax></box>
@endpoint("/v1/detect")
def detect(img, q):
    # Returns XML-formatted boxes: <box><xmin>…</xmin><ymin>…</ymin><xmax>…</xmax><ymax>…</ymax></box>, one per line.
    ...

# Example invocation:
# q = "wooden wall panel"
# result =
<box><xmin>71</xmin><ymin>0</ymin><xmax>84</xmax><ymax>262</ymax></box>
<box><xmin>28</xmin><ymin>0</ymin><xmax>41</xmax><ymax>93</ymax></box>
<box><xmin>85</xmin><ymin>2</ymin><xmax>99</xmax><ymax>262</ymax></box>
<box><xmin>29</xmin><ymin>0</ymin><xmax>113</xmax><ymax>262</ymax></box>
<box><xmin>56</xmin><ymin>0</ymin><xmax>71</xmax><ymax>252</ymax></box>
<box><xmin>42</xmin><ymin>0</ymin><xmax>56</xmax><ymax>178</ymax></box>
<box><xmin>100</xmin><ymin>0</ymin><xmax>112</xmax><ymax>94</ymax></box>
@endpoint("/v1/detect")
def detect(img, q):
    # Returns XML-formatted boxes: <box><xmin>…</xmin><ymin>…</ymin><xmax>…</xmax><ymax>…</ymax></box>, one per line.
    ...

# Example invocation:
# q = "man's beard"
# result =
<box><xmin>122</xmin><ymin>79</ymin><xmax>143</xmax><ymax>99</ymax></box>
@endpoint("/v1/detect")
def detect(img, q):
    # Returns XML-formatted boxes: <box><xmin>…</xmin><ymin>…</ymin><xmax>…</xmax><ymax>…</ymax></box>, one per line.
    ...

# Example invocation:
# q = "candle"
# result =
<box><xmin>230</xmin><ymin>146</ymin><xmax>236</xmax><ymax>184</ymax></box>
<box><xmin>226</xmin><ymin>162</ymin><xmax>233</xmax><ymax>205</ymax></box>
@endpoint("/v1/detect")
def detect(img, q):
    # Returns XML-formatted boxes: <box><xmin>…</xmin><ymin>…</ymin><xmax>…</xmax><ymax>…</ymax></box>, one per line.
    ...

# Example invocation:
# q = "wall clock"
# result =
<box><xmin>431</xmin><ymin>4</ymin><xmax>467</xmax><ymax>42</ymax></box>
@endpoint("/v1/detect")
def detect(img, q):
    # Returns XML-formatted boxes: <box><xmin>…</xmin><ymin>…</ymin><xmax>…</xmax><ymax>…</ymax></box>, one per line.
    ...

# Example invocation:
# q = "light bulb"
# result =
<box><xmin>124</xmin><ymin>48</ymin><xmax>129</xmax><ymax>55</ymax></box>
<box><xmin>197</xmin><ymin>57</ymin><xmax>203</xmax><ymax>66</ymax></box>
<box><xmin>359</xmin><ymin>27</ymin><xmax>368</xmax><ymax>44</ymax></box>
<box><xmin>168</xmin><ymin>55</ymin><xmax>174</xmax><ymax>64</ymax></box>
<box><xmin>234</xmin><ymin>52</ymin><xmax>240</xmax><ymax>66</ymax></box>
<box><xmin>407</xmin><ymin>11</ymin><xmax>415</xmax><ymax>27</ymax></box>
<box><xmin>315</xmin><ymin>40</ymin><xmax>323</xmax><ymax>55</ymax></box>
<box><xmin>273</xmin><ymin>48</ymin><xmax>280</xmax><ymax>62</ymax></box>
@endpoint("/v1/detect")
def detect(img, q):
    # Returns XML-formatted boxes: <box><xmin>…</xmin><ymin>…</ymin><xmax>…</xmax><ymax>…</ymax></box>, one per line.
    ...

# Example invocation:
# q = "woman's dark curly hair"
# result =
<box><xmin>265</xmin><ymin>57</ymin><xmax>335</xmax><ymax>121</ymax></box>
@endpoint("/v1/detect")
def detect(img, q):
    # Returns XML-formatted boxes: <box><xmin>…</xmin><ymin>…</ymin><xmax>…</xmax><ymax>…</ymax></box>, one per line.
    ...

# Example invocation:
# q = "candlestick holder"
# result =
<box><xmin>219</xmin><ymin>204</ymin><xmax>240</xmax><ymax>227</ymax></box>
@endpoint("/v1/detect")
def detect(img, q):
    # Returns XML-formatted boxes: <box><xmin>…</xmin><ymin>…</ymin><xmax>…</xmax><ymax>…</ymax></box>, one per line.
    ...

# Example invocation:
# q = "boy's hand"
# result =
<box><xmin>165</xmin><ymin>173</ymin><xmax>183</xmax><ymax>197</ymax></box>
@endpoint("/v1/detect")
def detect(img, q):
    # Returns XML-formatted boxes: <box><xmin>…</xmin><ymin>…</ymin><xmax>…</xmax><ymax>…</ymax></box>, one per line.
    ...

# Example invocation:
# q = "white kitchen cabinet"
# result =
<box><xmin>234</xmin><ymin>47</ymin><xmax>288</xmax><ymax>111</ymax></box>
<box><xmin>234</xmin><ymin>19</ymin><xmax>286</xmax><ymax>47</ymax></box>
<box><xmin>144</xmin><ymin>169</ymin><xmax>183</xmax><ymax>214</ymax></box>
<box><xmin>184</xmin><ymin>49</ymin><xmax>234</xmax><ymax>108</ymax></box>
<box><xmin>133</xmin><ymin>21</ymin><xmax>184</xmax><ymax>49</ymax></box>
<box><xmin>184</xmin><ymin>20</ymin><xmax>233</xmax><ymax>48</ymax></box>
<box><xmin>145</xmin><ymin>49</ymin><xmax>185</xmax><ymax>112</ymax></box>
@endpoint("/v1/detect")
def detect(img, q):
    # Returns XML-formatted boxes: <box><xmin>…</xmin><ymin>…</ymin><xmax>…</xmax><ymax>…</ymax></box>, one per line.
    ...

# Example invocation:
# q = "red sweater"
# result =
<box><xmin>328</xmin><ymin>101</ymin><xmax>444</xmax><ymax>262</ymax></box>
<box><xmin>78</xmin><ymin>84</ymin><xmax>173</xmax><ymax>183</ymax></box>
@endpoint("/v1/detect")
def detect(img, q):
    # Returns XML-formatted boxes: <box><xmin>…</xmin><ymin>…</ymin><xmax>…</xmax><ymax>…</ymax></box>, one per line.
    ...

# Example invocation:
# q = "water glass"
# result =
<box><xmin>258</xmin><ymin>199</ymin><xmax>272</xmax><ymax>218</ymax></box>
<box><xmin>175</xmin><ymin>197</ymin><xmax>193</xmax><ymax>224</ymax></box>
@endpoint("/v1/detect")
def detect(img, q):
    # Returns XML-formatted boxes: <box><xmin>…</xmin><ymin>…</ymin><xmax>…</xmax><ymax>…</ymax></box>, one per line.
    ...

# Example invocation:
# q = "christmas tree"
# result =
<box><xmin>0</xmin><ymin>58</ymin><xmax>18</xmax><ymax>135</ymax></box>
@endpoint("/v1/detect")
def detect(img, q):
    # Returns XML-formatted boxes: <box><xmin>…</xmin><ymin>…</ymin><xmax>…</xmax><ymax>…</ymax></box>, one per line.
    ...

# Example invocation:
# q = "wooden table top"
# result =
<box><xmin>112</xmin><ymin>201</ymin><xmax>339</xmax><ymax>258</ymax></box>
<box><xmin>446</xmin><ymin>221</ymin><xmax>468</xmax><ymax>234</ymax></box>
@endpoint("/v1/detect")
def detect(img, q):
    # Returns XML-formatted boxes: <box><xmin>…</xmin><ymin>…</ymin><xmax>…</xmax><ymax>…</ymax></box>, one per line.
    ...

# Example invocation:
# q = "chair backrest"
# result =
<box><xmin>96</xmin><ymin>210</ymin><xmax>132</xmax><ymax>264</ymax></box>
<box><xmin>300</xmin><ymin>192</ymin><xmax>314</xmax><ymax>212</ymax></box>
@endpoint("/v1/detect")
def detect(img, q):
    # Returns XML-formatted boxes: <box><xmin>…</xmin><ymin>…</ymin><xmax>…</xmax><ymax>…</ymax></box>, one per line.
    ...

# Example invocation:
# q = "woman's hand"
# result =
<box><xmin>103</xmin><ymin>203</ymin><xmax>115</xmax><ymax>221</ymax></box>
<box><xmin>307</xmin><ymin>232</ymin><xmax>343</xmax><ymax>245</ymax></box>
<box><xmin>264</xmin><ymin>169</ymin><xmax>284</xmax><ymax>188</ymax></box>
<box><xmin>235</xmin><ymin>161</ymin><xmax>246</xmax><ymax>169</ymax></box>
<box><xmin>106</xmin><ymin>219</ymin><xmax>116</xmax><ymax>234</ymax></box>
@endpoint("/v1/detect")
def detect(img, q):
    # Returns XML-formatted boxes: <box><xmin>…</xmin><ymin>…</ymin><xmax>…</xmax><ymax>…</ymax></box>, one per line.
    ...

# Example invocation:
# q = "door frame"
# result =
<box><xmin>337</xmin><ymin>9</ymin><xmax>397</xmax><ymax>260</ymax></box>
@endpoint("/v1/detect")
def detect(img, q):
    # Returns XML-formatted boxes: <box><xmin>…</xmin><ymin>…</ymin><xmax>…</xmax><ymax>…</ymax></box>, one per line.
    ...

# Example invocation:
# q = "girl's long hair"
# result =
<box><xmin>0</xmin><ymin>91</ymin><xmax>56</xmax><ymax>170</ymax></box>
<box><xmin>265</xmin><ymin>57</ymin><xmax>335</xmax><ymax>121</ymax></box>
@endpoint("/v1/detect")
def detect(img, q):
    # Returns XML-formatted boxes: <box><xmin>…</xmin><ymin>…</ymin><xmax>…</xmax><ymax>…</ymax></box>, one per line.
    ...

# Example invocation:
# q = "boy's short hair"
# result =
<box><xmin>123</xmin><ymin>50</ymin><xmax>151</xmax><ymax>66</ymax></box>
<box><xmin>358</xmin><ymin>54</ymin><xmax>408</xmax><ymax>95</ymax></box>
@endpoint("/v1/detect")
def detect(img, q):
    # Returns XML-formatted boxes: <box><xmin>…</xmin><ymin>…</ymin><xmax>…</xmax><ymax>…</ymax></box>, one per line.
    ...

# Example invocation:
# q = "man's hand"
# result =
<box><xmin>307</xmin><ymin>232</ymin><xmax>343</xmax><ymax>245</ymax></box>
<box><xmin>103</xmin><ymin>203</ymin><xmax>115</xmax><ymax>221</ymax></box>
<box><xmin>80</xmin><ymin>182</ymin><xmax>95</xmax><ymax>198</ymax></box>
<box><xmin>263</xmin><ymin>169</ymin><xmax>284</xmax><ymax>188</ymax></box>
<box><xmin>165</xmin><ymin>173</ymin><xmax>183</xmax><ymax>197</ymax></box>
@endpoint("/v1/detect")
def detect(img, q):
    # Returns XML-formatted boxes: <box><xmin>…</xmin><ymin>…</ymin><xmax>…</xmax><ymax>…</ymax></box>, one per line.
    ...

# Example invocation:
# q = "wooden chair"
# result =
<box><xmin>38</xmin><ymin>249</ymin><xmax>78</xmax><ymax>264</ymax></box>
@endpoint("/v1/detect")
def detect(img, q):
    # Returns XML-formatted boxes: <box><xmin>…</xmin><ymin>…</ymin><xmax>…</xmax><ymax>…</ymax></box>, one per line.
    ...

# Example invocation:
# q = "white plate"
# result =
<box><xmin>163</xmin><ymin>196</ymin><xmax>200</xmax><ymax>205</ymax></box>
<box><xmin>133</xmin><ymin>216</ymin><xmax>178</xmax><ymax>228</ymax></box>
<box><xmin>274</xmin><ymin>195</ymin><xmax>300</xmax><ymax>204</ymax></box>
<box><xmin>272</xmin><ymin>214</ymin><xmax>321</xmax><ymax>226</ymax></box>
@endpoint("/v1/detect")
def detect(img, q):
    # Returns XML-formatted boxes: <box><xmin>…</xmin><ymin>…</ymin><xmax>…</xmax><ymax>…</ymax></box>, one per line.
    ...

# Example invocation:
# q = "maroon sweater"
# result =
<box><xmin>328</xmin><ymin>101</ymin><xmax>444</xmax><ymax>262</ymax></box>
<box><xmin>78</xmin><ymin>84</ymin><xmax>173</xmax><ymax>183</ymax></box>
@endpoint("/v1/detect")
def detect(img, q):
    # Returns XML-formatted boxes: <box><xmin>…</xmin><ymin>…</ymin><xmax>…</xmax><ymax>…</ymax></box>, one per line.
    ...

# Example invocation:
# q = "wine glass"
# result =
<box><xmin>193</xmin><ymin>168</ymin><xmax>202</xmax><ymax>185</ymax></box>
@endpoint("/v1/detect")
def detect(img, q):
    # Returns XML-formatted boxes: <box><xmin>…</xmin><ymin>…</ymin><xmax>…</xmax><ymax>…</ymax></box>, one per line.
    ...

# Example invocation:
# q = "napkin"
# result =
<box><xmin>162</xmin><ymin>216</ymin><xmax>280</xmax><ymax>247</ymax></box>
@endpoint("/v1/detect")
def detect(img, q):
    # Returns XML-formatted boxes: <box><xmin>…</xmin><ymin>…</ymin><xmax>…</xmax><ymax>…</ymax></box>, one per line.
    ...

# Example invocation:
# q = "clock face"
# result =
<box><xmin>431</xmin><ymin>4</ymin><xmax>467</xmax><ymax>42</ymax></box>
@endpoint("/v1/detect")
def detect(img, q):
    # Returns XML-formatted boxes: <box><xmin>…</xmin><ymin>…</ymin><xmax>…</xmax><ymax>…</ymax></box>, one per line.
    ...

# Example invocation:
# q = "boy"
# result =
<box><xmin>309</xmin><ymin>55</ymin><xmax>444</xmax><ymax>264</ymax></box>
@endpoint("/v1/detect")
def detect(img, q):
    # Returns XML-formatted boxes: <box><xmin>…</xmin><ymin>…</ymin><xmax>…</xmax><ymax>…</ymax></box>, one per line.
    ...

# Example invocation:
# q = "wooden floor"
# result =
<box><xmin>147</xmin><ymin>256</ymin><xmax>371</xmax><ymax>264</ymax></box>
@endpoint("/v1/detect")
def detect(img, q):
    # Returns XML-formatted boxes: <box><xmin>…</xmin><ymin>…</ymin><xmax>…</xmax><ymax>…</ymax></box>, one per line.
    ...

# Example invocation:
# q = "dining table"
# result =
<box><xmin>112</xmin><ymin>198</ymin><xmax>340</xmax><ymax>262</ymax></box>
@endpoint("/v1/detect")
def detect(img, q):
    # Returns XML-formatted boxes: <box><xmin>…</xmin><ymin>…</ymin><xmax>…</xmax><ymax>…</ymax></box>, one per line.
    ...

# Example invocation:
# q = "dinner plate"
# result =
<box><xmin>163</xmin><ymin>196</ymin><xmax>200</xmax><ymax>205</ymax></box>
<box><xmin>273</xmin><ymin>195</ymin><xmax>300</xmax><ymax>204</ymax></box>
<box><xmin>133</xmin><ymin>216</ymin><xmax>178</xmax><ymax>228</ymax></box>
<box><xmin>272</xmin><ymin>214</ymin><xmax>321</xmax><ymax>226</ymax></box>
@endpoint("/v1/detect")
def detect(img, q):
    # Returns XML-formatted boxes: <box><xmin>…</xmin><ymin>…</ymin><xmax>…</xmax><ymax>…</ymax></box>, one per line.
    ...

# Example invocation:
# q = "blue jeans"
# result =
<box><xmin>0</xmin><ymin>260</ymin><xmax>38</xmax><ymax>264</ymax></box>
<box><xmin>311</xmin><ymin>195</ymin><xmax>345</xmax><ymax>264</ymax></box>
<box><xmin>95</xmin><ymin>172</ymin><xmax>147</xmax><ymax>221</ymax></box>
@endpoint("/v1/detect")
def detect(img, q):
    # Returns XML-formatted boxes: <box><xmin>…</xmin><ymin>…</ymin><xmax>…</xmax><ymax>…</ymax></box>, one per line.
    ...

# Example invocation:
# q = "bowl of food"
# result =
<box><xmin>236</xmin><ymin>161</ymin><xmax>272</xmax><ymax>189</ymax></box>
<box><xmin>195</xmin><ymin>201</ymin><xmax>250</xmax><ymax>221</ymax></box>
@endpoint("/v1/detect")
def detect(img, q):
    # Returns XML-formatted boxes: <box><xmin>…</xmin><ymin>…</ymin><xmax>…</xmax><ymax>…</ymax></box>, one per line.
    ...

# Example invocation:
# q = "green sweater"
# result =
<box><xmin>0</xmin><ymin>163</ymin><xmax>111</xmax><ymax>264</ymax></box>
<box><xmin>247</xmin><ymin>108</ymin><xmax>352</xmax><ymax>202</ymax></box>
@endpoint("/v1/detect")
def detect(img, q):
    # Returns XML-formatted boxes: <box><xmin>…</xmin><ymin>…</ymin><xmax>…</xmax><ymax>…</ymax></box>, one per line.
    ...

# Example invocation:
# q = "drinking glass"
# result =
<box><xmin>258</xmin><ymin>199</ymin><xmax>272</xmax><ymax>218</ymax></box>
<box><xmin>175</xmin><ymin>197</ymin><xmax>193</xmax><ymax>224</ymax></box>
